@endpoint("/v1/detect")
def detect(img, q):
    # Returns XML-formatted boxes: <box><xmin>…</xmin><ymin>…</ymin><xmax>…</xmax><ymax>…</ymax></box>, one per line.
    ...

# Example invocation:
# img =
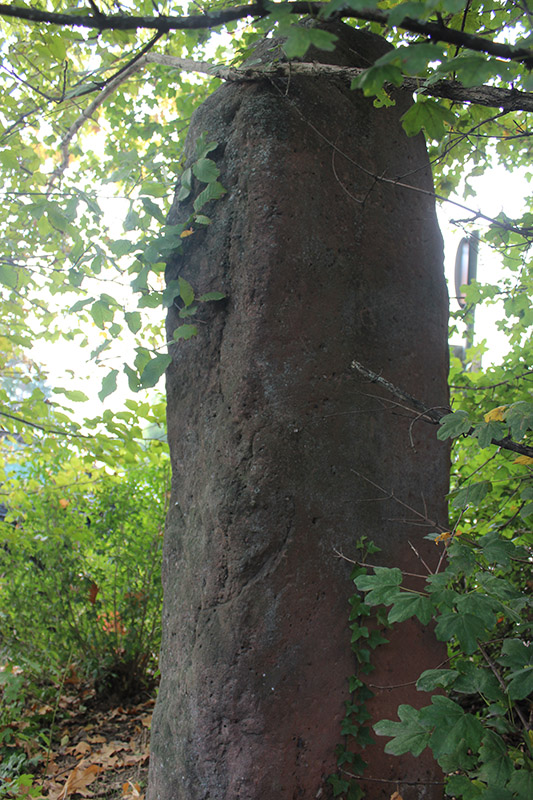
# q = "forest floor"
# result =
<box><xmin>1</xmin><ymin>678</ymin><xmax>155</xmax><ymax>800</ymax></box>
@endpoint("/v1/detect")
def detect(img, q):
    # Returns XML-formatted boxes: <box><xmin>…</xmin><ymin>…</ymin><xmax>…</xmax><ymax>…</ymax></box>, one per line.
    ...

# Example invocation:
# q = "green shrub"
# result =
<box><xmin>0</xmin><ymin>454</ymin><xmax>168</xmax><ymax>699</ymax></box>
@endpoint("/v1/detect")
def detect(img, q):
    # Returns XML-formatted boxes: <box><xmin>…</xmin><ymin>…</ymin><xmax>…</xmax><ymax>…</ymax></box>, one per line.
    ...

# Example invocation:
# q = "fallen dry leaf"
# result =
<box><xmin>122</xmin><ymin>781</ymin><xmax>143</xmax><ymax>799</ymax></box>
<box><xmin>57</xmin><ymin>763</ymin><xmax>100</xmax><ymax>800</ymax></box>
<box><xmin>390</xmin><ymin>792</ymin><xmax>403</xmax><ymax>800</ymax></box>
<box><xmin>65</xmin><ymin>741</ymin><xmax>92</xmax><ymax>757</ymax></box>
<box><xmin>86</xmin><ymin>734</ymin><xmax>106</xmax><ymax>744</ymax></box>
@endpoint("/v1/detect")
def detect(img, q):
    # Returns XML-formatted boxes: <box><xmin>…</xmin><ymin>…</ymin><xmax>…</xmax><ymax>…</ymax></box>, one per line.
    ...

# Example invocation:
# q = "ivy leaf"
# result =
<box><xmin>373</xmin><ymin>704</ymin><xmax>430</xmax><ymax>757</ymax></box>
<box><xmin>437</xmin><ymin>410</ymin><xmax>471</xmax><ymax>440</ymax></box>
<box><xmin>139</xmin><ymin>353</ymin><xmax>172</xmax><ymax>389</ymax></box>
<box><xmin>98</xmin><ymin>369</ymin><xmax>119</xmax><ymax>402</ymax></box>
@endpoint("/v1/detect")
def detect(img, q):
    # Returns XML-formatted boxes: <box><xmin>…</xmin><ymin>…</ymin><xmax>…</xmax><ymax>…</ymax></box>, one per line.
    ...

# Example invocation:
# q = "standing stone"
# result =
<box><xmin>148</xmin><ymin>21</ymin><xmax>449</xmax><ymax>800</ymax></box>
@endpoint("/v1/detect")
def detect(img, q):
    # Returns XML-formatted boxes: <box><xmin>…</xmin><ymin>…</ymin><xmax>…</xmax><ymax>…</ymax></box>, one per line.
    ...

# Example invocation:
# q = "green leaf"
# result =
<box><xmin>451</xmin><ymin>480</ymin><xmax>491</xmax><ymax>509</ymax></box>
<box><xmin>69</xmin><ymin>298</ymin><xmax>94</xmax><ymax>314</ymax></box>
<box><xmin>124</xmin><ymin>311</ymin><xmax>142</xmax><ymax>334</ymax></box>
<box><xmin>195</xmin><ymin>132</ymin><xmax>218</xmax><ymax>160</ymax></box>
<box><xmin>506</xmin><ymin>768</ymin><xmax>533</xmax><ymax>798</ymax></box>
<box><xmin>172</xmin><ymin>324</ymin><xmax>198</xmax><ymax>341</ymax></box>
<box><xmin>0</xmin><ymin>264</ymin><xmax>19</xmax><ymax>289</ymax></box>
<box><xmin>323</xmin><ymin>0</ymin><xmax>379</xmax><ymax>19</ymax></box>
<box><xmin>440</xmin><ymin>54</ymin><xmax>503</xmax><ymax>88</ymax></box>
<box><xmin>98</xmin><ymin>369</ymin><xmax>119</xmax><ymax>402</ymax></box>
<box><xmin>445</xmin><ymin>774</ymin><xmax>485</xmax><ymax>800</ymax></box>
<box><xmin>478</xmin><ymin>531</ymin><xmax>516</xmax><ymax>566</ymax></box>
<box><xmin>401</xmin><ymin>99</ymin><xmax>455</xmax><ymax>140</ymax></box>
<box><xmin>435</xmin><ymin>611</ymin><xmax>487</xmax><ymax>654</ymax></box>
<box><xmin>193</xmin><ymin>180</ymin><xmax>226</xmax><ymax>213</ymax></box>
<box><xmin>177</xmin><ymin>167</ymin><xmax>193</xmax><ymax>202</ymax></box>
<box><xmin>498</xmin><ymin>638</ymin><xmax>533</xmax><ymax>669</ymax></box>
<box><xmin>178</xmin><ymin>277</ymin><xmax>195</xmax><ymax>307</ymax></box>
<box><xmin>374</xmin><ymin>705</ymin><xmax>430</xmax><ymax>757</ymax></box>
<box><xmin>192</xmin><ymin>157</ymin><xmax>220</xmax><ymax>183</ymax></box>
<box><xmin>422</xmin><ymin>696</ymin><xmax>483</xmax><ymax>758</ymax></box>
<box><xmin>60</xmin><ymin>390</ymin><xmax>89</xmax><ymax>403</ymax></box>
<box><xmin>124</xmin><ymin>363</ymin><xmax>141</xmax><ymax>392</ymax></box>
<box><xmin>353</xmin><ymin>63</ymin><xmax>403</xmax><ymax>97</ymax></box>
<box><xmin>162</xmin><ymin>280</ymin><xmax>181</xmax><ymax>309</ymax></box>
<box><xmin>140</xmin><ymin>181</ymin><xmax>167</xmax><ymax>198</ymax></box>
<box><xmin>506</xmin><ymin>401</ymin><xmax>533</xmax><ymax>439</ymax></box>
<box><xmin>139</xmin><ymin>353</ymin><xmax>172</xmax><ymax>389</ymax></box>
<box><xmin>198</xmin><ymin>290</ymin><xmax>226</xmax><ymax>302</ymax></box>
<box><xmin>141</xmin><ymin>197</ymin><xmax>166</xmax><ymax>224</ymax></box>
<box><xmin>387</xmin><ymin>593</ymin><xmax>434</xmax><ymax>625</ymax></box>
<box><xmin>416</xmin><ymin>669</ymin><xmax>460</xmax><ymax>692</ymax></box>
<box><xmin>281</xmin><ymin>25</ymin><xmax>338</xmax><ymax>59</ymax></box>
<box><xmin>90</xmin><ymin>299</ymin><xmax>114</xmax><ymax>330</ymax></box>
<box><xmin>472</xmin><ymin>420</ymin><xmax>508</xmax><ymax>448</ymax></box>
<box><xmin>437</xmin><ymin>410</ymin><xmax>471</xmax><ymax>440</ymax></box>
<box><xmin>353</xmin><ymin>567</ymin><xmax>403</xmax><ymax>605</ymax></box>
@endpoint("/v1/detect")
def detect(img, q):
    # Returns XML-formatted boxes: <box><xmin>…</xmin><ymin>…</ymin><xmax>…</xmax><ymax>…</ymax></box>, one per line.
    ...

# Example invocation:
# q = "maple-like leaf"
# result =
<box><xmin>57</xmin><ymin>764</ymin><xmax>99</xmax><ymax>800</ymax></box>
<box><xmin>484</xmin><ymin>406</ymin><xmax>507</xmax><ymax>422</ymax></box>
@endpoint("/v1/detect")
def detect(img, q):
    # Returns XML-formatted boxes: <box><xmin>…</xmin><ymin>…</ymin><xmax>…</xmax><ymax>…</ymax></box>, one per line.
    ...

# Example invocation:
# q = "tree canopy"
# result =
<box><xmin>0</xmin><ymin>2</ymin><xmax>532</xmax><ymax>426</ymax></box>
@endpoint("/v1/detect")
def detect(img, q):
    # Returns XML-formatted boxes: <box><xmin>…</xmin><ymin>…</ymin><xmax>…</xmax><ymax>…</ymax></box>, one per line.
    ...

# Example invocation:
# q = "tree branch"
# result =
<box><xmin>144</xmin><ymin>54</ymin><xmax>533</xmax><ymax>112</ymax></box>
<box><xmin>351</xmin><ymin>360</ymin><xmax>533</xmax><ymax>459</ymax></box>
<box><xmin>0</xmin><ymin>410</ymin><xmax>89</xmax><ymax>438</ymax></box>
<box><xmin>47</xmin><ymin>33</ymin><xmax>163</xmax><ymax>190</ymax></box>
<box><xmin>1</xmin><ymin>3</ymin><xmax>532</xmax><ymax>66</ymax></box>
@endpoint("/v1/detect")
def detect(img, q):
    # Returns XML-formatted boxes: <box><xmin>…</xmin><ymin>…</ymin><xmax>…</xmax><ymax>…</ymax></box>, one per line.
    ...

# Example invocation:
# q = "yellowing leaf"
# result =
<box><xmin>435</xmin><ymin>531</ymin><xmax>451</xmax><ymax>544</ymax></box>
<box><xmin>59</xmin><ymin>498</ymin><xmax>69</xmax><ymax>509</ymax></box>
<box><xmin>180</xmin><ymin>228</ymin><xmax>194</xmax><ymax>238</ymax></box>
<box><xmin>513</xmin><ymin>455</ymin><xmax>533</xmax><ymax>465</ymax></box>
<box><xmin>484</xmin><ymin>405</ymin><xmax>507</xmax><ymax>422</ymax></box>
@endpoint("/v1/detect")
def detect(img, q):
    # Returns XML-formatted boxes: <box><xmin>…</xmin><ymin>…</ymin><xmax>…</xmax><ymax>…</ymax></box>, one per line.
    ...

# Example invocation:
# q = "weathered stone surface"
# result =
<box><xmin>148</xmin><ymin>22</ymin><xmax>449</xmax><ymax>800</ymax></box>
